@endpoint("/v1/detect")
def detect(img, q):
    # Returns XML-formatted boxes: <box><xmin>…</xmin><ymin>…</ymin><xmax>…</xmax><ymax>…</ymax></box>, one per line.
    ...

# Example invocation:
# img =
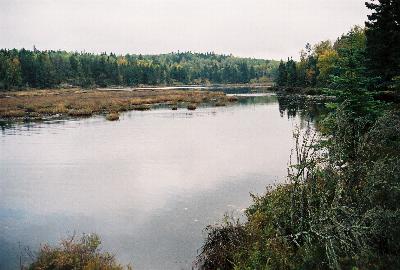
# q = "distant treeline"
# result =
<box><xmin>0</xmin><ymin>50</ymin><xmax>278</xmax><ymax>90</ymax></box>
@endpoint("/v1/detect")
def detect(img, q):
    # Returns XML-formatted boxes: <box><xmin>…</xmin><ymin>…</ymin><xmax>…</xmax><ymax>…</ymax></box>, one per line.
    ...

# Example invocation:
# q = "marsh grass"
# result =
<box><xmin>0</xmin><ymin>109</ymin><xmax>25</xmax><ymax>118</ymax></box>
<box><xmin>133</xmin><ymin>104</ymin><xmax>151</xmax><ymax>111</ymax></box>
<box><xmin>0</xmin><ymin>89</ymin><xmax>227</xmax><ymax>120</ymax></box>
<box><xmin>67</xmin><ymin>108</ymin><xmax>93</xmax><ymax>117</ymax></box>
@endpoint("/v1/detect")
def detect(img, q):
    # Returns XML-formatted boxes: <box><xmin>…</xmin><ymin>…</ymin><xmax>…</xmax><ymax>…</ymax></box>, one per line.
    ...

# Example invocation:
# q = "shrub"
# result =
<box><xmin>26</xmin><ymin>234</ymin><xmax>131</xmax><ymax>270</ymax></box>
<box><xmin>195</xmin><ymin>216</ymin><xmax>247</xmax><ymax>270</ymax></box>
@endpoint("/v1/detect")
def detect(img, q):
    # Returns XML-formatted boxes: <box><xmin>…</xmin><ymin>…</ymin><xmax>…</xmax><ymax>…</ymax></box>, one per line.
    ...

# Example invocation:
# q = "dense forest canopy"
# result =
<box><xmin>0</xmin><ymin>50</ymin><xmax>278</xmax><ymax>90</ymax></box>
<box><xmin>276</xmin><ymin>26</ymin><xmax>370</xmax><ymax>89</ymax></box>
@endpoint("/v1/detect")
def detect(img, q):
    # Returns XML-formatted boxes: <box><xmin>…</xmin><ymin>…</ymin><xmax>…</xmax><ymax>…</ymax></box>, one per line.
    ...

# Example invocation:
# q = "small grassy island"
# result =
<box><xmin>0</xmin><ymin>88</ymin><xmax>234</xmax><ymax>121</ymax></box>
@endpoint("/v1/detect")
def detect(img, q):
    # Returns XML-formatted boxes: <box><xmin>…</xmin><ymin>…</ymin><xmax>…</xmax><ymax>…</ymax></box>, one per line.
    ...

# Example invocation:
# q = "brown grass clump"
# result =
<box><xmin>106</xmin><ymin>112</ymin><xmax>120</xmax><ymax>121</ymax></box>
<box><xmin>187</xmin><ymin>104</ymin><xmax>197</xmax><ymax>110</ymax></box>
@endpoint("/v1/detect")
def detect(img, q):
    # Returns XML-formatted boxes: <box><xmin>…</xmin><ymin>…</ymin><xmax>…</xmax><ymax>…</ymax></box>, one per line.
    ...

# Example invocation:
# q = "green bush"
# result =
<box><xmin>26</xmin><ymin>234</ymin><xmax>131</xmax><ymax>270</ymax></box>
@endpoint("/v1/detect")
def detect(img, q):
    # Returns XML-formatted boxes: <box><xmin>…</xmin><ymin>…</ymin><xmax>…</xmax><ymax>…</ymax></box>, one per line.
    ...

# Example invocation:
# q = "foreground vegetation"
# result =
<box><xmin>197</xmin><ymin>1</ymin><xmax>400</xmax><ymax>269</ymax></box>
<box><xmin>25</xmin><ymin>234</ymin><xmax>131</xmax><ymax>270</ymax></box>
<box><xmin>0</xmin><ymin>88</ymin><xmax>235</xmax><ymax>121</ymax></box>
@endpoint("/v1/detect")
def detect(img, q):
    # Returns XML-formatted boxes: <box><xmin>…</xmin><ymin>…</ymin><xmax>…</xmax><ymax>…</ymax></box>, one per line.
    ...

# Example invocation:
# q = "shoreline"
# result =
<box><xmin>1</xmin><ymin>83</ymin><xmax>274</xmax><ymax>93</ymax></box>
<box><xmin>99</xmin><ymin>83</ymin><xmax>274</xmax><ymax>91</ymax></box>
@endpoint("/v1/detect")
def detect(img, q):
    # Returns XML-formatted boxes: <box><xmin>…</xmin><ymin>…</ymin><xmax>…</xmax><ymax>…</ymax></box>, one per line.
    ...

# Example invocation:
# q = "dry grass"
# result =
<box><xmin>67</xmin><ymin>108</ymin><xmax>93</xmax><ymax>117</ymax></box>
<box><xmin>0</xmin><ymin>88</ymin><xmax>227</xmax><ymax>120</ymax></box>
<box><xmin>0</xmin><ymin>109</ymin><xmax>25</xmax><ymax>118</ymax></box>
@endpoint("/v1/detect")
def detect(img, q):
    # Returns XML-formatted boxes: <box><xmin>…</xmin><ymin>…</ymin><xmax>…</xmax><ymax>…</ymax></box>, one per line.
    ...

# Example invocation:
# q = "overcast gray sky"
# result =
<box><xmin>0</xmin><ymin>0</ymin><xmax>369</xmax><ymax>60</ymax></box>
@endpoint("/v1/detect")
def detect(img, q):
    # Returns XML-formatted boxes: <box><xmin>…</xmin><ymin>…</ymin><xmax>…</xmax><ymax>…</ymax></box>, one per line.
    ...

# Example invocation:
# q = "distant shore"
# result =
<box><xmin>98</xmin><ymin>83</ymin><xmax>274</xmax><ymax>91</ymax></box>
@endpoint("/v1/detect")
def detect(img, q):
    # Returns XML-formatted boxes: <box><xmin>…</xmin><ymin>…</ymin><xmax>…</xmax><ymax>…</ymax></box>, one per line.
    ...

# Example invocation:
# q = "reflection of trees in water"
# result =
<box><xmin>277</xmin><ymin>95</ymin><xmax>327</xmax><ymax>123</ymax></box>
<box><xmin>236</xmin><ymin>95</ymin><xmax>278</xmax><ymax>106</ymax></box>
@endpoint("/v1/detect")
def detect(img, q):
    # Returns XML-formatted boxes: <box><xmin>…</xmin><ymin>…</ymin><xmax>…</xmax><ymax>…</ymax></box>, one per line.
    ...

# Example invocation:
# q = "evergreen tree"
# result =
<box><xmin>286</xmin><ymin>58</ymin><xmax>297</xmax><ymax>86</ymax></box>
<box><xmin>277</xmin><ymin>60</ymin><xmax>287</xmax><ymax>86</ymax></box>
<box><xmin>365</xmin><ymin>0</ymin><xmax>400</xmax><ymax>86</ymax></box>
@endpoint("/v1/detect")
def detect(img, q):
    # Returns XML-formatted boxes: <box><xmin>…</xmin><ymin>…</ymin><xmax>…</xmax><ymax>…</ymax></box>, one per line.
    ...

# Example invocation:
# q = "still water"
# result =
<box><xmin>0</xmin><ymin>93</ymin><xmax>314</xmax><ymax>269</ymax></box>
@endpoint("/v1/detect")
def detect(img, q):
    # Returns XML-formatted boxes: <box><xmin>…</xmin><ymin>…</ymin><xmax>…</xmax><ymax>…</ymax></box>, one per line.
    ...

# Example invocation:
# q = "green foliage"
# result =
<box><xmin>317</xmin><ymin>48</ymin><xmax>339</xmax><ymax>85</ymax></box>
<box><xmin>0</xmin><ymin>50</ymin><xmax>22</xmax><ymax>89</ymax></box>
<box><xmin>0</xmin><ymin>49</ymin><xmax>279</xmax><ymax>90</ymax></box>
<box><xmin>276</xmin><ymin>58</ymin><xmax>299</xmax><ymax>87</ymax></box>
<box><xmin>327</xmin><ymin>26</ymin><xmax>382</xmax><ymax>119</ymax></box>
<box><xmin>275</xmin><ymin>27</ymin><xmax>371</xmax><ymax>92</ymax></box>
<box><xmin>26</xmin><ymin>234</ymin><xmax>131</xmax><ymax>270</ymax></box>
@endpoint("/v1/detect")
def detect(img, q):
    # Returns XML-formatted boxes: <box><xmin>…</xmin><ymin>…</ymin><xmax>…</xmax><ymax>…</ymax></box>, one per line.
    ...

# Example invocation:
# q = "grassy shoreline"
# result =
<box><xmin>0</xmin><ymin>88</ymin><xmax>238</xmax><ymax>121</ymax></box>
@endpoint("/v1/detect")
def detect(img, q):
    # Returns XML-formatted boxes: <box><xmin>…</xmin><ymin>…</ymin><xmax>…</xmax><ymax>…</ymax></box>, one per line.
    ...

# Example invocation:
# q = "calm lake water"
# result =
<box><xmin>0</xmin><ymin>92</ymin><xmax>316</xmax><ymax>270</ymax></box>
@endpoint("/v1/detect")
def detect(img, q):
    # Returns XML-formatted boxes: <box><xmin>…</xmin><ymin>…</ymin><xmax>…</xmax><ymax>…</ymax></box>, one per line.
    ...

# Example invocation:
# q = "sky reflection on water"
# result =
<box><xmin>0</xmin><ymin>94</ymin><xmax>315</xmax><ymax>269</ymax></box>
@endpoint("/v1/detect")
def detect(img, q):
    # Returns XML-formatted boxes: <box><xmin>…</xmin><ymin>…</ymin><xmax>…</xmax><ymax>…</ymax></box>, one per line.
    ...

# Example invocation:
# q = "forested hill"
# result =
<box><xmin>0</xmin><ymin>50</ymin><xmax>279</xmax><ymax>90</ymax></box>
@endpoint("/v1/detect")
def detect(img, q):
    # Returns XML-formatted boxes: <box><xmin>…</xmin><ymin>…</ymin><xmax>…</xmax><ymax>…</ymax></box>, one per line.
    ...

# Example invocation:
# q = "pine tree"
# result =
<box><xmin>277</xmin><ymin>60</ymin><xmax>287</xmax><ymax>86</ymax></box>
<box><xmin>286</xmin><ymin>58</ymin><xmax>297</xmax><ymax>86</ymax></box>
<box><xmin>365</xmin><ymin>0</ymin><xmax>400</xmax><ymax>86</ymax></box>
